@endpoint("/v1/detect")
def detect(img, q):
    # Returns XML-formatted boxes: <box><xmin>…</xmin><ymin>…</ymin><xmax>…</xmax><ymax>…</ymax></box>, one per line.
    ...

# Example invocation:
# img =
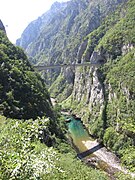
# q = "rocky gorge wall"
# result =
<box><xmin>16</xmin><ymin>0</ymin><xmax>128</xmax><ymax>91</ymax></box>
<box><xmin>16</xmin><ymin>0</ymin><xmax>135</xmax><ymax>171</ymax></box>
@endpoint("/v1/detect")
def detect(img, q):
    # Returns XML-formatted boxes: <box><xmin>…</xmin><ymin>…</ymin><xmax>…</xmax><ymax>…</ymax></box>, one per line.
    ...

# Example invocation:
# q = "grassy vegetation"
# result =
<box><xmin>103</xmin><ymin>49</ymin><xmax>135</xmax><ymax>172</ymax></box>
<box><xmin>0</xmin><ymin>116</ymin><xmax>108</xmax><ymax>180</ymax></box>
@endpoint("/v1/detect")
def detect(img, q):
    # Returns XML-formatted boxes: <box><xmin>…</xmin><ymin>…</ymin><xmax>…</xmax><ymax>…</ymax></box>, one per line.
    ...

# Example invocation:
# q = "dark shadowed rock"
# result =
<box><xmin>0</xmin><ymin>20</ymin><xmax>6</xmax><ymax>33</ymax></box>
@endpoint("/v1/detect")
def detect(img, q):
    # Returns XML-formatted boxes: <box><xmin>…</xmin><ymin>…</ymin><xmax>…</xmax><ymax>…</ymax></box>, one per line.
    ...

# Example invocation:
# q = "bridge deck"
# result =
<box><xmin>34</xmin><ymin>63</ymin><xmax>99</xmax><ymax>70</ymax></box>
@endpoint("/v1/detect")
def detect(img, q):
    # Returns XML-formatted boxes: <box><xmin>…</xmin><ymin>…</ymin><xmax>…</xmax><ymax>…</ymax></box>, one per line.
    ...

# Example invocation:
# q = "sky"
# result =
<box><xmin>0</xmin><ymin>0</ymin><xmax>69</xmax><ymax>43</ymax></box>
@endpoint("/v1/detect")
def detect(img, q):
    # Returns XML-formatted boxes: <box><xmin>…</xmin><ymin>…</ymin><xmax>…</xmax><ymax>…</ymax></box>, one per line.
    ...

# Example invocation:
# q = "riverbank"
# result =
<box><xmin>65</xmin><ymin>115</ymin><xmax>135</xmax><ymax>179</ymax></box>
<box><xmin>51</xmin><ymin>99</ymin><xmax>135</xmax><ymax>179</ymax></box>
<box><xmin>81</xmin><ymin>139</ymin><xmax>135</xmax><ymax>179</ymax></box>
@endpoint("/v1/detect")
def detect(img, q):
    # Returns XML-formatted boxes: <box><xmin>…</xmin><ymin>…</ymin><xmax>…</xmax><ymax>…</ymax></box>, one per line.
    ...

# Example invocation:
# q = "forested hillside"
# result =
<box><xmin>17</xmin><ymin>0</ymin><xmax>135</xmax><ymax>174</ymax></box>
<box><xmin>0</xmin><ymin>29</ymin><xmax>53</xmax><ymax>119</ymax></box>
<box><xmin>0</xmin><ymin>20</ymin><xmax>109</xmax><ymax>179</ymax></box>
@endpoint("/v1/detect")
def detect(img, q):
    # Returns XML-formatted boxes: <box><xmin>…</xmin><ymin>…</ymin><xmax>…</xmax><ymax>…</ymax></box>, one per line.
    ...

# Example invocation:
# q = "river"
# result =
<box><xmin>50</xmin><ymin>98</ymin><xmax>135</xmax><ymax>179</ymax></box>
<box><xmin>65</xmin><ymin>115</ymin><xmax>135</xmax><ymax>179</ymax></box>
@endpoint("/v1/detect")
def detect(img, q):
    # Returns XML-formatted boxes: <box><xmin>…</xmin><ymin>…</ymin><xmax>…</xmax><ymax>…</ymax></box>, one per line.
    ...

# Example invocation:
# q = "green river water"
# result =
<box><xmin>65</xmin><ymin>116</ymin><xmax>135</xmax><ymax>179</ymax></box>
<box><xmin>66</xmin><ymin>116</ymin><xmax>93</xmax><ymax>153</ymax></box>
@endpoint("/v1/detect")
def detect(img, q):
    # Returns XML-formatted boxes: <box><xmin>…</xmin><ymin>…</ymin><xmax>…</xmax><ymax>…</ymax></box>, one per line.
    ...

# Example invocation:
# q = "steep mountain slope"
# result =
<box><xmin>16</xmin><ymin>2</ymin><xmax>68</xmax><ymax>50</ymax></box>
<box><xmin>0</xmin><ymin>26</ymin><xmax>53</xmax><ymax>119</ymax></box>
<box><xmin>0</xmin><ymin>22</ymin><xmax>108</xmax><ymax>180</ymax></box>
<box><xmin>63</xmin><ymin>0</ymin><xmax>135</xmax><ymax>171</ymax></box>
<box><xmin>17</xmin><ymin>0</ymin><xmax>135</xmax><ymax>172</ymax></box>
<box><xmin>16</xmin><ymin>0</ymin><xmax>127</xmax><ymax>92</ymax></box>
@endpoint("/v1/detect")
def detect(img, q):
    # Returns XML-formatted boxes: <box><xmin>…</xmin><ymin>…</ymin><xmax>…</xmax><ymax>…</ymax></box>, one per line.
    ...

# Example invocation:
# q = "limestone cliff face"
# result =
<box><xmin>16</xmin><ymin>17</ymin><xmax>42</xmax><ymax>49</ymax></box>
<box><xmin>16</xmin><ymin>0</ymin><xmax>126</xmax><ymax>95</ymax></box>
<box><xmin>72</xmin><ymin>46</ymin><xmax>134</xmax><ymax>145</ymax></box>
<box><xmin>72</xmin><ymin>47</ymin><xmax>106</xmax><ymax>126</ymax></box>
<box><xmin>73</xmin><ymin>67</ymin><xmax>104</xmax><ymax>110</ymax></box>
<box><xmin>16</xmin><ymin>2</ymin><xmax>68</xmax><ymax>56</ymax></box>
<box><xmin>70</xmin><ymin>0</ymin><xmax>135</xmax><ymax>143</ymax></box>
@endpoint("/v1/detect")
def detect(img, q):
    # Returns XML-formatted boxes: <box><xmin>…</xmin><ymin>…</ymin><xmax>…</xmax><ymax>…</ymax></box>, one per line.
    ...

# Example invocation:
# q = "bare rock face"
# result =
<box><xmin>63</xmin><ymin>66</ymin><xmax>75</xmax><ymax>84</ymax></box>
<box><xmin>0</xmin><ymin>20</ymin><xmax>6</xmax><ymax>33</ymax></box>
<box><xmin>72</xmin><ymin>35</ymin><xmax>106</xmax><ymax>115</ymax></box>
<box><xmin>88</xmin><ymin>68</ymin><xmax>104</xmax><ymax>111</ymax></box>
<box><xmin>73</xmin><ymin>65</ymin><xmax>105</xmax><ymax>119</ymax></box>
<box><xmin>90</xmin><ymin>51</ymin><xmax>105</xmax><ymax>65</ymax></box>
<box><xmin>77</xmin><ymin>39</ymin><xmax>88</xmax><ymax>63</ymax></box>
<box><xmin>16</xmin><ymin>17</ymin><xmax>42</xmax><ymax>49</ymax></box>
<box><xmin>16</xmin><ymin>0</ymin><xmax>126</xmax><ymax>89</ymax></box>
<box><xmin>122</xmin><ymin>44</ymin><xmax>134</xmax><ymax>55</ymax></box>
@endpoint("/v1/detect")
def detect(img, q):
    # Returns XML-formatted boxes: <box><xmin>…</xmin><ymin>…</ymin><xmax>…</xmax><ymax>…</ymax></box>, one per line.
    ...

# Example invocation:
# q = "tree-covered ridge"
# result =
<box><xmin>0</xmin><ymin>30</ymin><xmax>53</xmax><ymax>119</ymax></box>
<box><xmin>103</xmin><ymin>49</ymin><xmax>135</xmax><ymax>172</ymax></box>
<box><xmin>96</xmin><ymin>0</ymin><xmax>135</xmax><ymax>59</ymax></box>
<box><xmin>81</xmin><ymin>0</ymin><xmax>134</xmax><ymax>62</ymax></box>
